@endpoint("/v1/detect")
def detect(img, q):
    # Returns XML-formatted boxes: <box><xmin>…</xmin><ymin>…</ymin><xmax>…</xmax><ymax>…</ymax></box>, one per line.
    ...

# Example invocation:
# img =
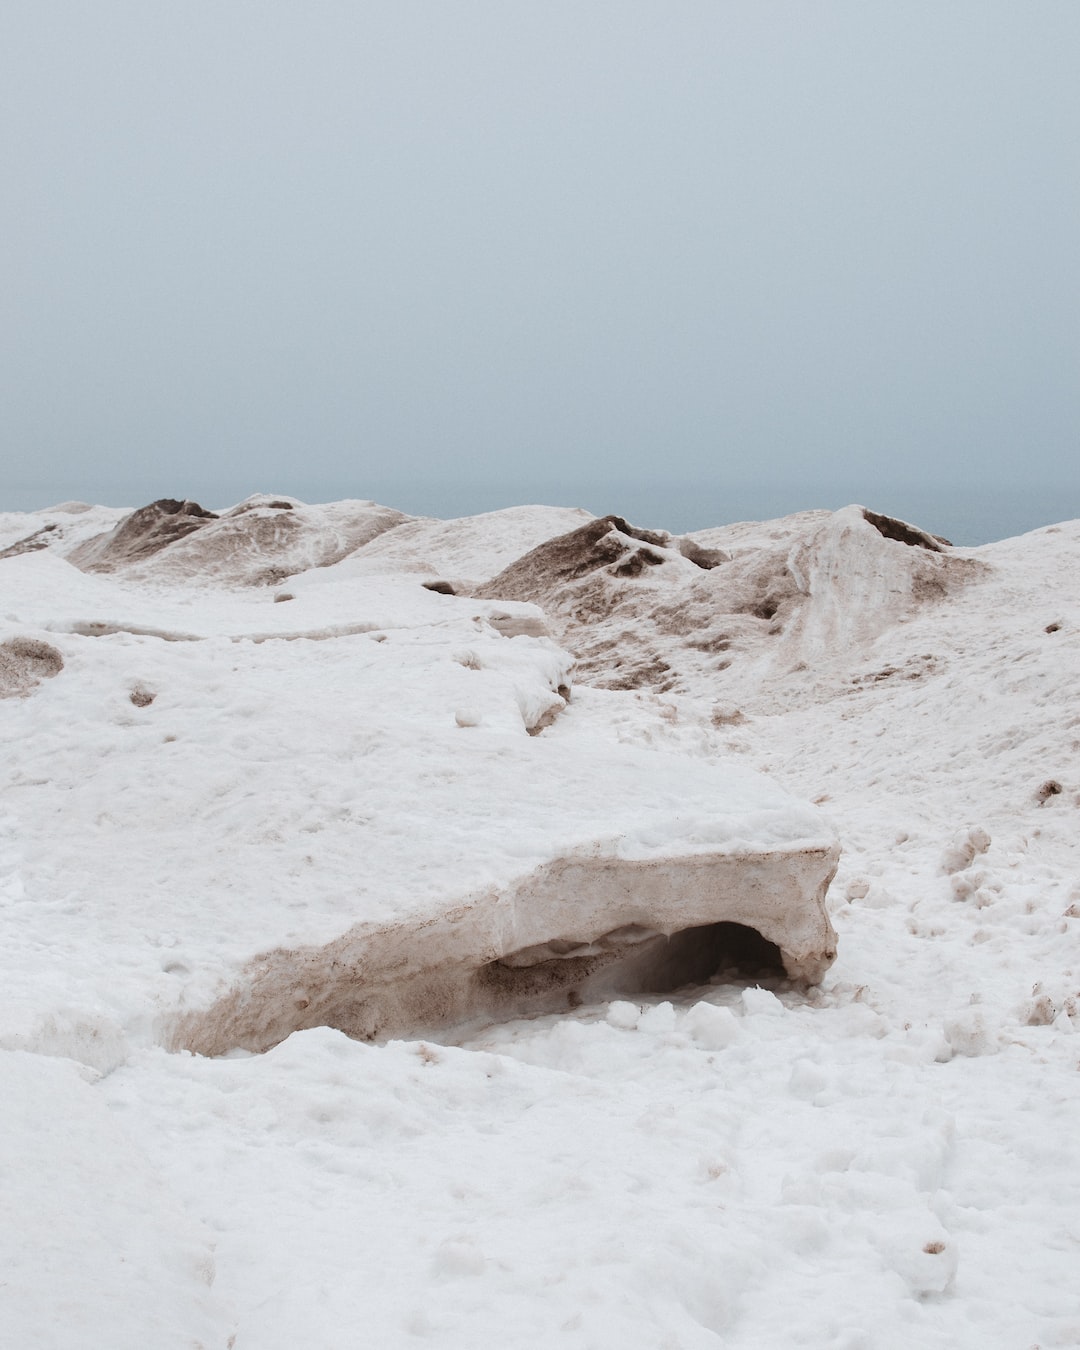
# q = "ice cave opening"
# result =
<box><xmin>477</xmin><ymin>920</ymin><xmax>786</xmax><ymax>1016</ymax></box>
<box><xmin>172</xmin><ymin>921</ymin><xmax>789</xmax><ymax>1055</ymax></box>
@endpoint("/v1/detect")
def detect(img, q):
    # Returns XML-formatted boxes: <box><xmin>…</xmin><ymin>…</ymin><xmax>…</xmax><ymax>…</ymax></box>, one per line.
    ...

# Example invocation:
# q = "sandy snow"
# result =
<box><xmin>1</xmin><ymin>499</ymin><xmax>1078</xmax><ymax>1349</ymax></box>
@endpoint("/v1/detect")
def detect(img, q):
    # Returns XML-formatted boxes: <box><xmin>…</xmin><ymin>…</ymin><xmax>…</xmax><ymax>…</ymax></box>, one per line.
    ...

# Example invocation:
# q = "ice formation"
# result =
<box><xmin>0</xmin><ymin>506</ymin><xmax>839</xmax><ymax>1060</ymax></box>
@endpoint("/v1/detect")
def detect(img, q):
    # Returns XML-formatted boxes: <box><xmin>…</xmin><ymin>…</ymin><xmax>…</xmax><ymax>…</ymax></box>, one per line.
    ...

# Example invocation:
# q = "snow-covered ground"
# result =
<box><xmin>2</xmin><ymin>498</ymin><xmax>1078</xmax><ymax>1349</ymax></box>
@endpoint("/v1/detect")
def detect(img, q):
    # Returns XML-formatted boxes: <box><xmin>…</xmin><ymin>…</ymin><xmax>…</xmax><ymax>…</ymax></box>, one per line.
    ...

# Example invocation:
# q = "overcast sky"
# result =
<box><xmin>2</xmin><ymin>2</ymin><xmax>1077</xmax><ymax>536</ymax></box>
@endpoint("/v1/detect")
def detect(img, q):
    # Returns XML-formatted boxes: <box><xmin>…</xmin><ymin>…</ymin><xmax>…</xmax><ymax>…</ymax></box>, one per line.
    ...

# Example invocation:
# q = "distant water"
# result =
<box><xmin>6</xmin><ymin>480</ymin><xmax>1078</xmax><ymax>548</ymax></box>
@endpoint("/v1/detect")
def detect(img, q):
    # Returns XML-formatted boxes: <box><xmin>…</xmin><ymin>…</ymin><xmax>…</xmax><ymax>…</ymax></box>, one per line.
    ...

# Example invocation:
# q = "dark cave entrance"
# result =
<box><xmin>634</xmin><ymin>922</ymin><xmax>786</xmax><ymax>992</ymax></box>
<box><xmin>474</xmin><ymin>920</ymin><xmax>787</xmax><ymax>1024</ymax></box>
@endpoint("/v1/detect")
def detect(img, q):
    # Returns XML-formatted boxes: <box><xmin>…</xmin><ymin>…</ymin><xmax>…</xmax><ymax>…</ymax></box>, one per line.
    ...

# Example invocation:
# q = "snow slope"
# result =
<box><xmin>2</xmin><ymin>497</ymin><xmax>1078</xmax><ymax>1349</ymax></box>
<box><xmin>329</xmin><ymin>502</ymin><xmax>597</xmax><ymax>586</ymax></box>
<box><xmin>476</xmin><ymin>504</ymin><xmax>986</xmax><ymax>704</ymax></box>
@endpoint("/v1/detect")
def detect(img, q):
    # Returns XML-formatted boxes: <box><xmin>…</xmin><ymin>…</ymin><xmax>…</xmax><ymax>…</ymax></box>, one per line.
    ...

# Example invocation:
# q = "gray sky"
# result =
<box><xmin>2</xmin><ymin>2</ymin><xmax>1078</xmax><ymax>538</ymax></box>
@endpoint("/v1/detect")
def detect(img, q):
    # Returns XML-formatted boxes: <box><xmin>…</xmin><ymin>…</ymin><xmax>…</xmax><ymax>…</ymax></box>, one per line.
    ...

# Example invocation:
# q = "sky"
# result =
<box><xmin>2</xmin><ymin>2</ymin><xmax>1078</xmax><ymax>540</ymax></box>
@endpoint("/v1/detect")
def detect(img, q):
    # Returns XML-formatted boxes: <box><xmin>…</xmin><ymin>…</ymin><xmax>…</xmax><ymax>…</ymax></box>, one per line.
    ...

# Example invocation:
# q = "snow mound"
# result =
<box><xmin>474</xmin><ymin>513</ymin><xmax>722</xmax><ymax>597</ymax></box>
<box><xmin>67</xmin><ymin>497</ymin><xmax>219</xmax><ymax>570</ymax></box>
<box><xmin>477</xmin><ymin>503</ymin><xmax>984</xmax><ymax>704</ymax></box>
<box><xmin>68</xmin><ymin>494</ymin><xmax>410</xmax><ymax>585</ymax></box>
<box><xmin>334</xmin><ymin>503</ymin><xmax>597</xmax><ymax>587</ymax></box>
<box><xmin>0</xmin><ymin>503</ymin><xmax>129</xmax><ymax>559</ymax></box>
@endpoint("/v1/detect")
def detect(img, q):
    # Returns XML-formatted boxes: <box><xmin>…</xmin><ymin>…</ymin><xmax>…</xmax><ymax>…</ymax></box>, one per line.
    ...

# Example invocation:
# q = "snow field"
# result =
<box><xmin>98</xmin><ymin>980</ymin><xmax>1080</xmax><ymax>1350</ymax></box>
<box><xmin>0</xmin><ymin>1052</ymin><xmax>224</xmax><ymax>1350</ymax></box>
<box><xmin>2</xmin><ymin>501</ymin><xmax>1079</xmax><ymax>1348</ymax></box>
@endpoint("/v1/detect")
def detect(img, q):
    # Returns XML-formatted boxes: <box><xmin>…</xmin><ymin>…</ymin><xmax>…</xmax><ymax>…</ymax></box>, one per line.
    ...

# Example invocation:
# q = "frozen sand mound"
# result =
<box><xmin>0</xmin><ymin>636</ymin><xmax>64</xmax><ymax>697</ymax></box>
<box><xmin>477</xmin><ymin>504</ymin><xmax>983</xmax><ymax>702</ymax></box>
<box><xmin>67</xmin><ymin>493</ymin><xmax>410</xmax><ymax>584</ymax></box>
<box><xmin>60</xmin><ymin>494</ymin><xmax>595</xmax><ymax>591</ymax></box>
<box><xmin>328</xmin><ymin>502</ymin><xmax>597</xmax><ymax>587</ymax></box>
<box><xmin>67</xmin><ymin>496</ymin><xmax>218</xmax><ymax>567</ymax></box>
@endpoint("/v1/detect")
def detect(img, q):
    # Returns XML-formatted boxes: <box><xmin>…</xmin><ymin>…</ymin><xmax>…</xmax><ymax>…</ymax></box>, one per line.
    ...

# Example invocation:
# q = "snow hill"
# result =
<box><xmin>1</xmin><ymin>496</ymin><xmax>1078</xmax><ymax>1350</ymax></box>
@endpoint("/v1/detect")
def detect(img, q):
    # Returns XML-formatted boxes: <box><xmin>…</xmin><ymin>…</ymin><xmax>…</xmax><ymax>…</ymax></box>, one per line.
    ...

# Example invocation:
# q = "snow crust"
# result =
<box><xmin>2</xmin><ymin>496</ymin><xmax>1079</xmax><ymax>1349</ymax></box>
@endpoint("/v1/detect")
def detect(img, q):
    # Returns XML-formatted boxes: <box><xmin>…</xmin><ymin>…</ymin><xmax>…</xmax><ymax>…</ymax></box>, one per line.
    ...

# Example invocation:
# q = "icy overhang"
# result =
<box><xmin>159</xmin><ymin>730</ymin><xmax>840</xmax><ymax>1055</ymax></box>
<box><xmin>172</xmin><ymin>829</ymin><xmax>840</xmax><ymax>1055</ymax></box>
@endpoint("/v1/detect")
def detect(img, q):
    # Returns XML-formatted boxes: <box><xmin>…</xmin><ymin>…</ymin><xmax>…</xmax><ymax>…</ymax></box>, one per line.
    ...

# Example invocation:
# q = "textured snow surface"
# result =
<box><xmin>2</xmin><ymin>497</ymin><xmax>1079</xmax><ymax>1349</ymax></box>
<box><xmin>329</xmin><ymin>502</ymin><xmax>597</xmax><ymax>586</ymax></box>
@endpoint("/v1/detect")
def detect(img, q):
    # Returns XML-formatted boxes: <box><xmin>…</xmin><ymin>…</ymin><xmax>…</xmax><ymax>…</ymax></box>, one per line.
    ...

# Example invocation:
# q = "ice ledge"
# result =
<box><xmin>169</xmin><ymin>842</ymin><xmax>839</xmax><ymax>1054</ymax></box>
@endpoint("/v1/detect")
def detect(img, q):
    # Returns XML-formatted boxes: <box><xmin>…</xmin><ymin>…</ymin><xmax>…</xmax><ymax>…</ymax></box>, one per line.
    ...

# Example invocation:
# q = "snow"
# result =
<box><xmin>0</xmin><ymin>502</ymin><xmax>130</xmax><ymax>558</ymax></box>
<box><xmin>0</xmin><ymin>1051</ymin><xmax>223</xmax><ymax>1350</ymax></box>
<box><xmin>325</xmin><ymin>503</ymin><xmax>596</xmax><ymax>587</ymax></box>
<box><xmin>2</xmin><ymin>498</ymin><xmax>1079</xmax><ymax>1349</ymax></box>
<box><xmin>0</xmin><ymin>541</ymin><xmax>835</xmax><ymax>1065</ymax></box>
